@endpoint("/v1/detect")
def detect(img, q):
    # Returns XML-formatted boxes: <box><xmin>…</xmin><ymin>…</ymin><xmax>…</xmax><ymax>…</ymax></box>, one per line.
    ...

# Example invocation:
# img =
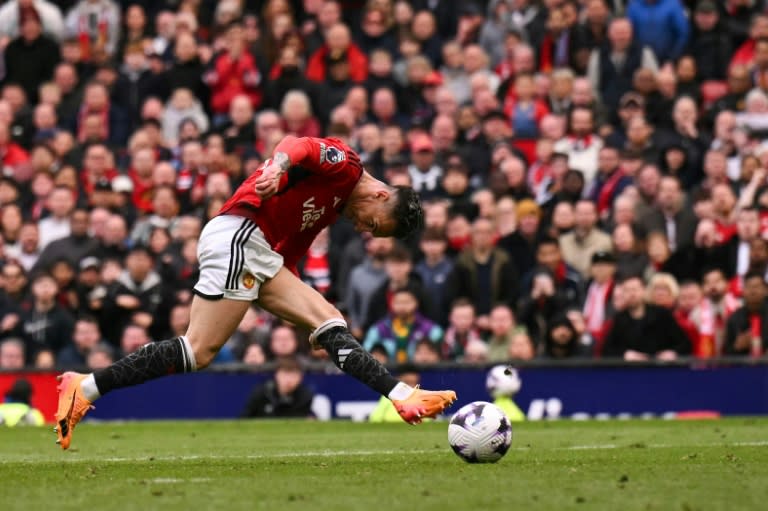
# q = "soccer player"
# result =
<box><xmin>54</xmin><ymin>136</ymin><xmax>457</xmax><ymax>449</ymax></box>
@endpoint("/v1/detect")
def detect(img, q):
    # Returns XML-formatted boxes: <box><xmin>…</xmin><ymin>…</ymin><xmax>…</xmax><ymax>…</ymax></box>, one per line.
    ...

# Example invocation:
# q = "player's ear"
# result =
<box><xmin>374</xmin><ymin>189</ymin><xmax>390</xmax><ymax>201</ymax></box>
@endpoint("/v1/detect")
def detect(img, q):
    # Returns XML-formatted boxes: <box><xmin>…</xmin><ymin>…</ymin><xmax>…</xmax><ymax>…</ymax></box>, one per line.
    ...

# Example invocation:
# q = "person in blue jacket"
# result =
<box><xmin>626</xmin><ymin>0</ymin><xmax>690</xmax><ymax>65</ymax></box>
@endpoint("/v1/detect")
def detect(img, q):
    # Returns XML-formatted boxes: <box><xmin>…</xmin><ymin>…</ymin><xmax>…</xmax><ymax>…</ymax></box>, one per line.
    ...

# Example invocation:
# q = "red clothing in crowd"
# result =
<box><xmin>177</xmin><ymin>167</ymin><xmax>208</xmax><ymax>205</ymax></box>
<box><xmin>281</xmin><ymin>118</ymin><xmax>323</xmax><ymax>139</ymax></box>
<box><xmin>219</xmin><ymin>136</ymin><xmax>363</xmax><ymax>270</ymax></box>
<box><xmin>205</xmin><ymin>51</ymin><xmax>263</xmax><ymax>114</ymax></box>
<box><xmin>674</xmin><ymin>308</ymin><xmax>700</xmax><ymax>351</ymax></box>
<box><xmin>0</xmin><ymin>142</ymin><xmax>29</xmax><ymax>170</ymax></box>
<box><xmin>305</xmin><ymin>44</ymin><xmax>369</xmax><ymax>83</ymax></box>
<box><xmin>129</xmin><ymin>168</ymin><xmax>155</xmax><ymax>214</ymax></box>
<box><xmin>730</xmin><ymin>39</ymin><xmax>758</xmax><ymax>69</ymax></box>
<box><xmin>714</xmin><ymin>220</ymin><xmax>737</xmax><ymax>244</ymax></box>
<box><xmin>80</xmin><ymin>167</ymin><xmax>118</xmax><ymax>196</ymax></box>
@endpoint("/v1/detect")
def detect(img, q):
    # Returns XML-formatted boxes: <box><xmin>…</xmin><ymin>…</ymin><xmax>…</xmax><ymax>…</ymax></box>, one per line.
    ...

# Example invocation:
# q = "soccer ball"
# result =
<box><xmin>448</xmin><ymin>401</ymin><xmax>512</xmax><ymax>463</ymax></box>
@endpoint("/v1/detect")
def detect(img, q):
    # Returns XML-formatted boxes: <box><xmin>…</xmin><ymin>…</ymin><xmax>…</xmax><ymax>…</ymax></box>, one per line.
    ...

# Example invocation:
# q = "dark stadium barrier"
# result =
<box><xmin>3</xmin><ymin>359</ymin><xmax>768</xmax><ymax>422</ymax></box>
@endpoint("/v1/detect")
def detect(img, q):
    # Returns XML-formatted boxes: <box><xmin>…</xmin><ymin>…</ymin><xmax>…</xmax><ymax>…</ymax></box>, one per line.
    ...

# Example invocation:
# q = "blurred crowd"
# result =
<box><xmin>0</xmin><ymin>0</ymin><xmax>768</xmax><ymax>374</ymax></box>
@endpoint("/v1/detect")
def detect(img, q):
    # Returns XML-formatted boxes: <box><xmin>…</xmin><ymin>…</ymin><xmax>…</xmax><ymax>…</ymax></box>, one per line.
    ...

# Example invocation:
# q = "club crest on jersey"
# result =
<box><xmin>301</xmin><ymin>196</ymin><xmax>326</xmax><ymax>232</ymax></box>
<box><xmin>320</xmin><ymin>143</ymin><xmax>346</xmax><ymax>165</ymax></box>
<box><xmin>242</xmin><ymin>272</ymin><xmax>256</xmax><ymax>289</ymax></box>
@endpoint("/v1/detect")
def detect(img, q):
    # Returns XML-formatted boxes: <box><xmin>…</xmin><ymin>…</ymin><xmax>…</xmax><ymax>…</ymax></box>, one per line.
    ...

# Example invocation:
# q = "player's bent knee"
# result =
<box><xmin>193</xmin><ymin>345</ymin><xmax>219</xmax><ymax>369</ymax></box>
<box><xmin>186</xmin><ymin>336</ymin><xmax>221</xmax><ymax>369</ymax></box>
<box><xmin>313</xmin><ymin>305</ymin><xmax>345</xmax><ymax>330</ymax></box>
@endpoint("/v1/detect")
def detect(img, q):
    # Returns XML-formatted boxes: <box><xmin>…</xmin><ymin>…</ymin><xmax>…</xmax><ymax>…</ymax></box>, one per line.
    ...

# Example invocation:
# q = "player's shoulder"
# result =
<box><xmin>317</xmin><ymin>138</ymin><xmax>361</xmax><ymax>168</ymax></box>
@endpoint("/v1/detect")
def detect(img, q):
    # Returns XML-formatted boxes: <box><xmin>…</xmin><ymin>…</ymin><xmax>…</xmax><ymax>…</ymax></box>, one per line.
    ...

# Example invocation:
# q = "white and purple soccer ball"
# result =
<box><xmin>448</xmin><ymin>401</ymin><xmax>512</xmax><ymax>463</ymax></box>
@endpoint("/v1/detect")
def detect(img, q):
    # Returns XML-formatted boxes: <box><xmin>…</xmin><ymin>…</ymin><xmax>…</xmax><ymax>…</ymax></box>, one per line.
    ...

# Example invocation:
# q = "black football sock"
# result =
<box><xmin>93</xmin><ymin>337</ymin><xmax>196</xmax><ymax>396</ymax></box>
<box><xmin>315</xmin><ymin>326</ymin><xmax>400</xmax><ymax>396</ymax></box>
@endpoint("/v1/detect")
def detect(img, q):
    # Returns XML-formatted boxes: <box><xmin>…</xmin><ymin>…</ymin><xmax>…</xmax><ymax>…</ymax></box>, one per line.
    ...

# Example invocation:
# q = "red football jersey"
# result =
<box><xmin>219</xmin><ymin>136</ymin><xmax>363</xmax><ymax>269</ymax></box>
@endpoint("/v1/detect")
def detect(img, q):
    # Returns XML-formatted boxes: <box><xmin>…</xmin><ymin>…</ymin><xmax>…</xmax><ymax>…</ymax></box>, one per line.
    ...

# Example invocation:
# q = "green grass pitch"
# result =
<box><xmin>2</xmin><ymin>419</ymin><xmax>768</xmax><ymax>511</ymax></box>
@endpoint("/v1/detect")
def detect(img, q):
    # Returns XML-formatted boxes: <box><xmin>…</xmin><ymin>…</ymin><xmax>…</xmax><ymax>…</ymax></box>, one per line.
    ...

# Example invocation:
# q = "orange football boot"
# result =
<box><xmin>54</xmin><ymin>372</ymin><xmax>94</xmax><ymax>450</ymax></box>
<box><xmin>393</xmin><ymin>386</ymin><xmax>457</xmax><ymax>425</ymax></box>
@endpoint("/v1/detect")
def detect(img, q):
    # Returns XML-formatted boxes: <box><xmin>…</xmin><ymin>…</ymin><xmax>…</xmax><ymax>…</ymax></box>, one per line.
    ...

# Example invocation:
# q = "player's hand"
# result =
<box><xmin>254</xmin><ymin>162</ymin><xmax>284</xmax><ymax>199</ymax></box>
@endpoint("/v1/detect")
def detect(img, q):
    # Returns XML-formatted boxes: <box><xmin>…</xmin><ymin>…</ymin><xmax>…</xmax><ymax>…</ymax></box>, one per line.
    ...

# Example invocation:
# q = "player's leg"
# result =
<box><xmin>55</xmin><ymin>215</ymin><xmax>260</xmax><ymax>449</ymax></box>
<box><xmin>256</xmin><ymin>267</ymin><xmax>456</xmax><ymax>423</ymax></box>
<box><xmin>88</xmin><ymin>295</ymin><xmax>251</xmax><ymax>396</ymax></box>
<box><xmin>54</xmin><ymin>296</ymin><xmax>250</xmax><ymax>449</ymax></box>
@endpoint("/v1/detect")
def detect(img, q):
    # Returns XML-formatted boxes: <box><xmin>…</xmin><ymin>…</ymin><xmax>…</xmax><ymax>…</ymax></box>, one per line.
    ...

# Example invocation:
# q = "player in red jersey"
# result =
<box><xmin>54</xmin><ymin>136</ymin><xmax>457</xmax><ymax>449</ymax></box>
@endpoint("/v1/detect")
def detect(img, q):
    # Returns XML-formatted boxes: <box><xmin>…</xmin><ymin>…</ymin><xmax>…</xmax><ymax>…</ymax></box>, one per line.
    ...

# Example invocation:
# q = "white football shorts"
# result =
<box><xmin>193</xmin><ymin>214</ymin><xmax>284</xmax><ymax>301</ymax></box>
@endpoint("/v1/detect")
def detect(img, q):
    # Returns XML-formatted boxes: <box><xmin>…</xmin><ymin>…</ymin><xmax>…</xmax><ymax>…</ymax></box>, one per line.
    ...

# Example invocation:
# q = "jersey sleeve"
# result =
<box><xmin>274</xmin><ymin>136</ymin><xmax>361</xmax><ymax>177</ymax></box>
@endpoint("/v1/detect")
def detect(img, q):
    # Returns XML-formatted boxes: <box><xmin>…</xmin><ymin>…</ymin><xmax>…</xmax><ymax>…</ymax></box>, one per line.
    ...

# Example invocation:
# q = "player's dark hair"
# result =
<box><xmin>391</xmin><ymin>186</ymin><xmax>423</xmax><ymax>240</ymax></box>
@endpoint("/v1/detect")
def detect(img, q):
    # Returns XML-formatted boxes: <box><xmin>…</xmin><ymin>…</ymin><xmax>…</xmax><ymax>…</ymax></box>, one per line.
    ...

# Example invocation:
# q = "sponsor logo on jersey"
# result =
<box><xmin>242</xmin><ymin>272</ymin><xmax>256</xmax><ymax>289</ymax></box>
<box><xmin>301</xmin><ymin>196</ymin><xmax>326</xmax><ymax>232</ymax></box>
<box><xmin>319</xmin><ymin>143</ymin><xmax>346</xmax><ymax>165</ymax></box>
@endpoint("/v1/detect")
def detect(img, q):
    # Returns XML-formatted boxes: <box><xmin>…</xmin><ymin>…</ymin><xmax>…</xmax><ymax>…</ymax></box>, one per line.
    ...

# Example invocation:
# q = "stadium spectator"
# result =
<box><xmin>730</xmin><ymin>13</ymin><xmax>768</xmax><ymax>69</ymax></box>
<box><xmin>86</xmin><ymin>342</ymin><xmax>114</xmax><ymax>369</ymax></box>
<box><xmin>103</xmin><ymin>245</ymin><xmax>172</xmax><ymax>342</ymax></box>
<box><xmin>627</xmin><ymin>0</ymin><xmax>689</xmax><ymax>66</ymax></box>
<box><xmin>553</xmin><ymin>107</ymin><xmax>603</xmax><ymax>184</ymax></box>
<box><xmin>441</xmin><ymin>299</ymin><xmax>482</xmax><ymax>360</ymax></box>
<box><xmin>507</xmin><ymin>329</ymin><xmax>535</xmax><ymax>361</ymax></box>
<box><xmin>228</xmin><ymin>306</ymin><xmax>271</xmax><ymax>360</ymax></box>
<box><xmin>64</xmin><ymin>0</ymin><xmax>121</xmax><ymax>62</ymax></box>
<box><xmin>20</xmin><ymin>271</ymin><xmax>74</xmax><ymax>356</ymax></box>
<box><xmin>57</xmin><ymin>315</ymin><xmax>101</xmax><ymax>366</ymax></box>
<box><xmin>38</xmin><ymin>186</ymin><xmax>75</xmax><ymax>249</ymax></box>
<box><xmin>449</xmin><ymin>217</ymin><xmax>519</xmax><ymax>325</ymax></box>
<box><xmin>165</xmin><ymin>31</ymin><xmax>208</xmax><ymax>109</ymax></box>
<box><xmin>541</xmin><ymin>314</ymin><xmax>590</xmax><ymax>359</ymax></box>
<box><xmin>521</xmin><ymin>236</ymin><xmax>583</xmax><ymax>307</ymax></box>
<box><xmin>462</xmin><ymin>338</ymin><xmax>490</xmax><ymax>363</ymax></box>
<box><xmin>280</xmin><ymin>90</ymin><xmax>321</xmax><ymax>139</ymax></box>
<box><xmin>366</xmin><ymin>242</ymin><xmax>431</xmax><ymax>330</ymax></box>
<box><xmin>583</xmin><ymin>251</ymin><xmax>617</xmax><ymax>349</ymax></box>
<box><xmin>688</xmin><ymin>1</ymin><xmax>733</xmax><ymax>82</ymax></box>
<box><xmin>241</xmin><ymin>358</ymin><xmax>315</xmax><ymax>418</ymax></box>
<box><xmin>486</xmin><ymin>304</ymin><xmax>520</xmax><ymax>363</ymax></box>
<box><xmin>586</xmin><ymin>145</ymin><xmax>633</xmax><ymax>219</ymax></box>
<box><xmin>0</xmin><ymin>0</ymin><xmax>64</xmax><ymax>42</ymax></box>
<box><xmin>1</xmin><ymin>260</ymin><xmax>28</xmax><ymax>306</ymax></box>
<box><xmin>363</xmin><ymin>286</ymin><xmax>443</xmax><ymax>363</ymax></box>
<box><xmin>590</xmin><ymin>18</ymin><xmax>658</xmax><ymax>106</ymax></box>
<box><xmin>559</xmin><ymin>200</ymin><xmax>613</xmax><ymax>278</ymax></box>
<box><xmin>602</xmin><ymin>274</ymin><xmax>691</xmax><ymax>360</ymax></box>
<box><xmin>161</xmin><ymin>89</ymin><xmax>209</xmax><ymax>148</ymax></box>
<box><xmin>267</xmin><ymin>325</ymin><xmax>301</xmax><ymax>363</ymax></box>
<box><xmin>74</xmin><ymin>81</ymin><xmax>129</xmax><ymax>146</ymax></box>
<box><xmin>345</xmin><ymin>236</ymin><xmax>393</xmax><ymax>339</ymax></box>
<box><xmin>0</xmin><ymin>338</ymin><xmax>25</xmax><ymax>369</ymax></box>
<box><xmin>414</xmin><ymin>227</ymin><xmax>453</xmax><ymax>326</ymax></box>
<box><xmin>3</xmin><ymin>7</ymin><xmax>61</xmax><ymax>104</ymax></box>
<box><xmin>7</xmin><ymin>222</ymin><xmax>41</xmax><ymax>271</ymax></box>
<box><xmin>118</xmin><ymin>323</ymin><xmax>148</xmax><ymax>356</ymax></box>
<box><xmin>723</xmin><ymin>271</ymin><xmax>768</xmax><ymax>356</ymax></box>
<box><xmin>647</xmin><ymin>272</ymin><xmax>699</xmax><ymax>344</ymax></box>
<box><xmin>204</xmin><ymin>21</ymin><xmax>263</xmax><ymax>120</ymax></box>
<box><xmin>242</xmin><ymin>341</ymin><xmax>267</xmax><ymax>366</ymax></box>
<box><xmin>641</xmin><ymin>176</ymin><xmax>698</xmax><ymax>252</ymax></box>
